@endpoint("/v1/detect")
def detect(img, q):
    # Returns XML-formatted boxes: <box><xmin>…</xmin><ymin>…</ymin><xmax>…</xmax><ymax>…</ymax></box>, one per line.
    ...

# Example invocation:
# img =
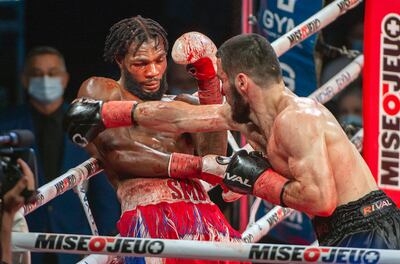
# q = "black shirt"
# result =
<box><xmin>32</xmin><ymin>105</ymin><xmax>64</xmax><ymax>183</ymax></box>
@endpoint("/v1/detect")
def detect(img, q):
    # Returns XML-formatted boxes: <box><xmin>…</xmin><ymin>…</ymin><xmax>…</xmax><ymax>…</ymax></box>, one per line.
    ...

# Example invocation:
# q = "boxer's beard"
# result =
<box><xmin>230</xmin><ymin>82</ymin><xmax>251</xmax><ymax>124</ymax></box>
<box><xmin>122</xmin><ymin>66</ymin><xmax>168</xmax><ymax>101</ymax></box>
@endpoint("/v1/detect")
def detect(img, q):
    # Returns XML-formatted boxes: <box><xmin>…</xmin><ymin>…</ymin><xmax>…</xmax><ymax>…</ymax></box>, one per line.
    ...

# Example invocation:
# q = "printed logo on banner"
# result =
<box><xmin>34</xmin><ymin>234</ymin><xmax>165</xmax><ymax>255</ymax></box>
<box><xmin>248</xmin><ymin>245</ymin><xmax>380</xmax><ymax>264</ymax></box>
<box><xmin>378</xmin><ymin>13</ymin><xmax>400</xmax><ymax>190</ymax></box>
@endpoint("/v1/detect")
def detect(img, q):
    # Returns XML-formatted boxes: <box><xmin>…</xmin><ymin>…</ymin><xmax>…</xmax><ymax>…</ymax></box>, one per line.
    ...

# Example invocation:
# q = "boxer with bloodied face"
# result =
<box><xmin>66</xmin><ymin>33</ymin><xmax>400</xmax><ymax>249</ymax></box>
<box><xmin>72</xmin><ymin>16</ymin><xmax>245</xmax><ymax>264</ymax></box>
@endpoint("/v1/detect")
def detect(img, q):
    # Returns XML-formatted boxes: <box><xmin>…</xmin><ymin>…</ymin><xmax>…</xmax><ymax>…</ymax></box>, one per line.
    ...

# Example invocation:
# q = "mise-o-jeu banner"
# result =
<box><xmin>364</xmin><ymin>0</ymin><xmax>400</xmax><ymax>205</ymax></box>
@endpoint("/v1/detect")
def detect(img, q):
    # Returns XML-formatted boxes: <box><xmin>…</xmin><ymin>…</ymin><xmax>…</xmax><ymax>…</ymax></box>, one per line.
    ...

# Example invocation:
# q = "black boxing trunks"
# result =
<box><xmin>313</xmin><ymin>190</ymin><xmax>400</xmax><ymax>249</ymax></box>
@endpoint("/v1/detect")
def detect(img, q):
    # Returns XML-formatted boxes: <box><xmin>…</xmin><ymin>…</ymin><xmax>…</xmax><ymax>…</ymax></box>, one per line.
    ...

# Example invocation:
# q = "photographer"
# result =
<box><xmin>1</xmin><ymin>159</ymin><xmax>34</xmax><ymax>264</ymax></box>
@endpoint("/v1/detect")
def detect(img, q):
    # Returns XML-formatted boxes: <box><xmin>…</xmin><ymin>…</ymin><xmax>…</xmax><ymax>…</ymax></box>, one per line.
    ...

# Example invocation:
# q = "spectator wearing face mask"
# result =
<box><xmin>336</xmin><ymin>81</ymin><xmax>363</xmax><ymax>139</ymax></box>
<box><xmin>0</xmin><ymin>46</ymin><xmax>120</xmax><ymax>264</ymax></box>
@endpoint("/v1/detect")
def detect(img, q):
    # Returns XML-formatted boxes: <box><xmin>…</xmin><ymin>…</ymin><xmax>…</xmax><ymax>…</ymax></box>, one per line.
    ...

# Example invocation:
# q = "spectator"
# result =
<box><xmin>347</xmin><ymin>20</ymin><xmax>364</xmax><ymax>53</ymax></box>
<box><xmin>0</xmin><ymin>46</ymin><xmax>120</xmax><ymax>264</ymax></box>
<box><xmin>336</xmin><ymin>81</ymin><xmax>363</xmax><ymax>139</ymax></box>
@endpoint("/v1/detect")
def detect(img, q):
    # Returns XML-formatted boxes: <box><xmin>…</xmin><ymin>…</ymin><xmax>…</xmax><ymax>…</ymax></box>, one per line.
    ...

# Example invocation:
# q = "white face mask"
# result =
<box><xmin>28</xmin><ymin>76</ymin><xmax>64</xmax><ymax>104</ymax></box>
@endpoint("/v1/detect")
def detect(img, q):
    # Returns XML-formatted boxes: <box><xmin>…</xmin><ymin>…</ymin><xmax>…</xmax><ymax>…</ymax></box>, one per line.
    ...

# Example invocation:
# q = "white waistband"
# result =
<box><xmin>117</xmin><ymin>178</ymin><xmax>212</xmax><ymax>213</ymax></box>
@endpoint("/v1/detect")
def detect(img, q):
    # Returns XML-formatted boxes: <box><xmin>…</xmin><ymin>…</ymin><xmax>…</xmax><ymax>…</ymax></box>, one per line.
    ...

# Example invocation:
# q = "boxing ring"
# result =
<box><xmin>11</xmin><ymin>0</ymin><xmax>400</xmax><ymax>263</ymax></box>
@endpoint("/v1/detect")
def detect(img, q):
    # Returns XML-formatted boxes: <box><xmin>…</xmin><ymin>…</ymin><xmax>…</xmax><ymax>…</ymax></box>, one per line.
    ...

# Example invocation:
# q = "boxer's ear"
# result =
<box><xmin>235</xmin><ymin>73</ymin><xmax>248</xmax><ymax>96</ymax></box>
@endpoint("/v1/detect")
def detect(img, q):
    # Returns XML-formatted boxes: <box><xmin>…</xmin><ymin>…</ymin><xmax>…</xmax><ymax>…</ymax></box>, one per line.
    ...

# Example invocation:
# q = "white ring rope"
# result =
<box><xmin>272</xmin><ymin>0</ymin><xmax>362</xmax><ymax>57</ymax></box>
<box><xmin>242</xmin><ymin>206</ymin><xmax>294</xmax><ymax>243</ymax></box>
<box><xmin>12</xmin><ymin>232</ymin><xmax>398</xmax><ymax>263</ymax></box>
<box><xmin>21</xmin><ymin>158</ymin><xmax>102</xmax><ymax>216</ymax></box>
<box><xmin>248</xmin><ymin>197</ymin><xmax>262</xmax><ymax>226</ymax></box>
<box><xmin>74</xmin><ymin>182</ymin><xmax>99</xmax><ymax>236</ymax></box>
<box><xmin>309</xmin><ymin>55</ymin><xmax>364</xmax><ymax>104</ymax></box>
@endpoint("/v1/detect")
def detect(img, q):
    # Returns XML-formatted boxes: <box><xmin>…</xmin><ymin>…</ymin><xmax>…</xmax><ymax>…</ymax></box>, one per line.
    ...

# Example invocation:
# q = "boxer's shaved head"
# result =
<box><xmin>216</xmin><ymin>33</ymin><xmax>282</xmax><ymax>88</ymax></box>
<box><xmin>104</xmin><ymin>15</ymin><xmax>168</xmax><ymax>63</ymax></box>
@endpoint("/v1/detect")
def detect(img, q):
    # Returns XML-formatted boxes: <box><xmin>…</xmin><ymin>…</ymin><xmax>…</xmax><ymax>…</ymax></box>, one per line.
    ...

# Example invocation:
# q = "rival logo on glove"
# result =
<box><xmin>224</xmin><ymin>173</ymin><xmax>252</xmax><ymax>188</ymax></box>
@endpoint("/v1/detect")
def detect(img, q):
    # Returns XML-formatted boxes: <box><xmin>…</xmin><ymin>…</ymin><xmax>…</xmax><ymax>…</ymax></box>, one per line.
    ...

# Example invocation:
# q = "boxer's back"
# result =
<box><xmin>267</xmin><ymin>96</ymin><xmax>377</xmax><ymax>209</ymax></box>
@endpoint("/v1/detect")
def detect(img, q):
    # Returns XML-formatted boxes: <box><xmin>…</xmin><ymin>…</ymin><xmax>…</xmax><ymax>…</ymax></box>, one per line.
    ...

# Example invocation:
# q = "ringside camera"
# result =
<box><xmin>0</xmin><ymin>130</ymin><xmax>38</xmax><ymax>203</ymax></box>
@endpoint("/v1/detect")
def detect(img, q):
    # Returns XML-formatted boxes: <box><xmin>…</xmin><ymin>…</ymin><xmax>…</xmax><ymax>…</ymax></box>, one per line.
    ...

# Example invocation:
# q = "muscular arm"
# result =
<box><xmin>135</xmin><ymin>101</ymin><xmax>234</xmax><ymax>134</ymax></box>
<box><xmin>263</xmin><ymin>111</ymin><xmax>337</xmax><ymax>216</ymax></box>
<box><xmin>93</xmin><ymin>130</ymin><xmax>170</xmax><ymax>182</ymax></box>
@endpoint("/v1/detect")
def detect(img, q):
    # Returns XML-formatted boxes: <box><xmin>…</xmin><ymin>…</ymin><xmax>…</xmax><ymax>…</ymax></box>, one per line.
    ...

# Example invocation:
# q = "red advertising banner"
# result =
<box><xmin>364</xmin><ymin>0</ymin><xmax>400</xmax><ymax>205</ymax></box>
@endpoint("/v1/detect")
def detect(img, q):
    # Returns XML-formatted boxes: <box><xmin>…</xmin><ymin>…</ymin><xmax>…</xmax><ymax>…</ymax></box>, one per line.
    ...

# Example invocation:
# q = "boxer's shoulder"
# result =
<box><xmin>274</xmin><ymin>105</ymin><xmax>325</xmax><ymax>142</ymax></box>
<box><xmin>78</xmin><ymin>76</ymin><xmax>121</xmax><ymax>100</ymax></box>
<box><xmin>280</xmin><ymin>97</ymin><xmax>325</xmax><ymax>122</ymax></box>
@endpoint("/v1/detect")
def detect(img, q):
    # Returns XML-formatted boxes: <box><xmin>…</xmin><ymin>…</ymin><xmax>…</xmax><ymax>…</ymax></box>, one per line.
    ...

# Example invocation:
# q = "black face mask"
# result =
<box><xmin>230</xmin><ymin>80</ymin><xmax>251</xmax><ymax>124</ymax></box>
<box><xmin>122</xmin><ymin>65</ymin><xmax>168</xmax><ymax>101</ymax></box>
